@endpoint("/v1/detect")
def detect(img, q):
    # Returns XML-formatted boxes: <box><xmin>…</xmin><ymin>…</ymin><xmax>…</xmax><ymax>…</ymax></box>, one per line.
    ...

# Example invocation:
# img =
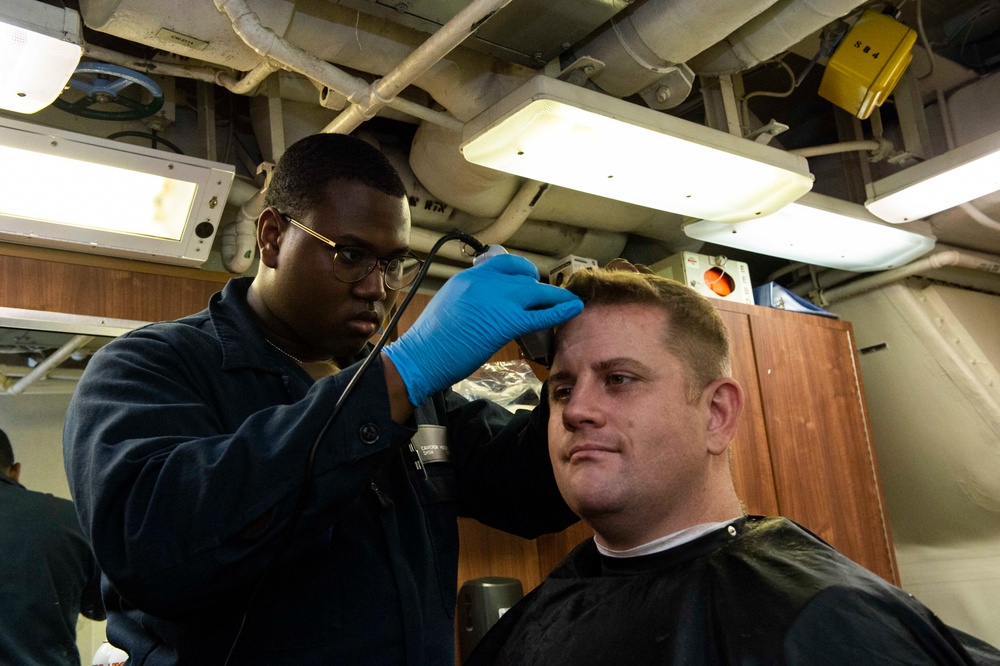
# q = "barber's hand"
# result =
<box><xmin>384</xmin><ymin>253</ymin><xmax>583</xmax><ymax>406</ymax></box>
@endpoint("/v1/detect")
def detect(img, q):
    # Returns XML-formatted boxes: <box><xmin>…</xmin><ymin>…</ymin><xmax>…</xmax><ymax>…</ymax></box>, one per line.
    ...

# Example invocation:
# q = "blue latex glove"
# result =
<box><xmin>384</xmin><ymin>253</ymin><xmax>583</xmax><ymax>406</ymax></box>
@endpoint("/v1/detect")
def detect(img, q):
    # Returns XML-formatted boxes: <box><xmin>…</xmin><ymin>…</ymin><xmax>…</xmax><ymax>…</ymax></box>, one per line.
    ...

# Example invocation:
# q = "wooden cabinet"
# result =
<box><xmin>715</xmin><ymin>300</ymin><xmax>898</xmax><ymax>585</ymax></box>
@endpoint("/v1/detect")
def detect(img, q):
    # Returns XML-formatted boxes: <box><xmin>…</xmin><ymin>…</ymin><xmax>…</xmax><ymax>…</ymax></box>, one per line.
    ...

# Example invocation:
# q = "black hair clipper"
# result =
<box><xmin>474</xmin><ymin>244</ymin><xmax>556</xmax><ymax>366</ymax></box>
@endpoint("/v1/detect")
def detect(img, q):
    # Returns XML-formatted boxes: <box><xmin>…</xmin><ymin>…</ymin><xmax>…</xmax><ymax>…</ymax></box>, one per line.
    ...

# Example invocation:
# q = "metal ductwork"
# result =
<box><xmin>70</xmin><ymin>0</ymin><xmax>983</xmax><ymax>275</ymax></box>
<box><xmin>573</xmin><ymin>0</ymin><xmax>782</xmax><ymax>103</ymax></box>
<box><xmin>688</xmin><ymin>0</ymin><xmax>868</xmax><ymax>75</ymax></box>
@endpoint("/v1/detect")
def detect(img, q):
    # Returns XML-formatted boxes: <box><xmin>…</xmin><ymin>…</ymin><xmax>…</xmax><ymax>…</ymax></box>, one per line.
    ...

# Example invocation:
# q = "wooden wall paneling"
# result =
<box><xmin>0</xmin><ymin>253</ymin><xmax>226</xmax><ymax>321</ymax></box>
<box><xmin>715</xmin><ymin>307</ymin><xmax>780</xmax><ymax>515</ymax></box>
<box><xmin>747</xmin><ymin>307</ymin><xmax>899</xmax><ymax>584</ymax></box>
<box><xmin>456</xmin><ymin>518</ymin><xmax>544</xmax><ymax>592</ymax></box>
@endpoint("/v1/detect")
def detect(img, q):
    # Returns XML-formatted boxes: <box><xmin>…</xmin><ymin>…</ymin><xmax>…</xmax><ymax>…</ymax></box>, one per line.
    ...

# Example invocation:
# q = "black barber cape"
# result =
<box><xmin>466</xmin><ymin>516</ymin><xmax>1000</xmax><ymax>665</ymax></box>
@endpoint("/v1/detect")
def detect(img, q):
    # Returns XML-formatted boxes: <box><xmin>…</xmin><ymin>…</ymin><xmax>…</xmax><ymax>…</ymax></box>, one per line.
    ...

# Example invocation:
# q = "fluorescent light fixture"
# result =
<box><xmin>461</xmin><ymin>76</ymin><xmax>814</xmax><ymax>223</ymax></box>
<box><xmin>684</xmin><ymin>192</ymin><xmax>936</xmax><ymax>271</ymax></box>
<box><xmin>865</xmin><ymin>129</ymin><xmax>1000</xmax><ymax>223</ymax></box>
<box><xmin>0</xmin><ymin>0</ymin><xmax>84</xmax><ymax>114</ymax></box>
<box><xmin>0</xmin><ymin>116</ymin><xmax>235</xmax><ymax>266</ymax></box>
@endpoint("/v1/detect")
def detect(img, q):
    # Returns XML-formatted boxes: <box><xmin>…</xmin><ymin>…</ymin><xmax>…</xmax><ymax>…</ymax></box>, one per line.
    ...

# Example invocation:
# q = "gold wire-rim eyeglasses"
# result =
<box><xmin>280</xmin><ymin>213</ymin><xmax>423</xmax><ymax>290</ymax></box>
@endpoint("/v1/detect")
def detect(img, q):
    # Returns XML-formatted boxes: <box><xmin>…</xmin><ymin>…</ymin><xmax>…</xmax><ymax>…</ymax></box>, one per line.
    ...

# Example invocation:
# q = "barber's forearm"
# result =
<box><xmin>382</xmin><ymin>354</ymin><xmax>416</xmax><ymax>424</ymax></box>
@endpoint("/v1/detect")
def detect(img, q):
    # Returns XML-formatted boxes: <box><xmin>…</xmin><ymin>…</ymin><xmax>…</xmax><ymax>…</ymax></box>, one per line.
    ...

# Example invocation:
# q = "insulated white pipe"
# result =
<box><xmin>213</xmin><ymin>0</ymin><xmax>461</xmax><ymax>130</ymax></box>
<box><xmin>960</xmin><ymin>203</ymin><xmax>1000</xmax><ymax>233</ymax></box>
<box><xmin>424</xmin><ymin>262</ymin><xmax>463</xmax><ymax>280</ymax></box>
<box><xmin>5</xmin><ymin>335</ymin><xmax>94</xmax><ymax>396</ymax></box>
<box><xmin>690</xmin><ymin>0</ymin><xmax>869</xmax><ymax>75</ymax></box>
<box><xmin>84</xmin><ymin>44</ymin><xmax>280</xmax><ymax>95</ymax></box>
<box><xmin>576</xmin><ymin>0</ymin><xmax>781</xmax><ymax>98</ymax></box>
<box><xmin>215</xmin><ymin>0</ymin><xmax>366</xmax><ymax>98</ymax></box>
<box><xmin>817</xmin><ymin>249</ymin><xmax>1000</xmax><ymax>305</ymax></box>
<box><xmin>323</xmin><ymin>0</ymin><xmax>515</xmax><ymax>134</ymax></box>
<box><xmin>220</xmin><ymin>195</ymin><xmax>264</xmax><ymax>274</ymax></box>
<box><xmin>84</xmin><ymin>45</ymin><xmax>220</xmax><ymax>85</ymax></box>
<box><xmin>219</xmin><ymin>61</ymin><xmax>281</xmax><ymax>95</ymax></box>
<box><xmin>237</xmin><ymin>2</ymin><xmax>533</xmax><ymax>122</ymax></box>
<box><xmin>473</xmin><ymin>180</ymin><xmax>549</xmax><ymax>246</ymax></box>
<box><xmin>220</xmin><ymin>165</ymin><xmax>275</xmax><ymax>274</ymax></box>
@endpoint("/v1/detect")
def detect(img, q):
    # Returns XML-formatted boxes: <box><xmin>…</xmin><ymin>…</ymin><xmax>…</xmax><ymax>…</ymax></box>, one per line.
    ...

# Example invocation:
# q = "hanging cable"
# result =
<box><xmin>915</xmin><ymin>0</ymin><xmax>936</xmax><ymax>79</ymax></box>
<box><xmin>106</xmin><ymin>131</ymin><xmax>184</xmax><ymax>154</ymax></box>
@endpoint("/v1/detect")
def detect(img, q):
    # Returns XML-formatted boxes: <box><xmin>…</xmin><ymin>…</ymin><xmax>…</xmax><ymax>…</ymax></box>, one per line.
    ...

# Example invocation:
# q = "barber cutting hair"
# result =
<box><xmin>63</xmin><ymin>132</ymin><xmax>582</xmax><ymax>665</ymax></box>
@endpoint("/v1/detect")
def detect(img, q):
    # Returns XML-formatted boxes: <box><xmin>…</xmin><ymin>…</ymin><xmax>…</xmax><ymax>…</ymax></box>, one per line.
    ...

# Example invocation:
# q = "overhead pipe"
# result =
<box><xmin>84</xmin><ymin>44</ymin><xmax>280</xmax><ymax>95</ymax></box>
<box><xmin>424</xmin><ymin>262</ymin><xmax>463</xmax><ymax>281</ymax></box>
<box><xmin>815</xmin><ymin>248</ymin><xmax>1000</xmax><ymax>305</ymax></box>
<box><xmin>789</xmin><ymin>140</ymin><xmax>885</xmax><ymax>158</ymax></box>
<box><xmin>472</xmin><ymin>180</ymin><xmax>549</xmax><ymax>247</ymax></box>
<box><xmin>575</xmin><ymin>0</ymin><xmax>782</xmax><ymax>99</ymax></box>
<box><xmin>379</xmin><ymin>137</ymin><xmax>626</xmax><ymax>267</ymax></box>
<box><xmin>690</xmin><ymin>0</ymin><xmax>869</xmax><ymax>76</ymax></box>
<box><xmin>219</xmin><ymin>192</ymin><xmax>265</xmax><ymax>274</ymax></box>
<box><xmin>219</xmin><ymin>164</ymin><xmax>274</xmax><ymax>274</ymax></box>
<box><xmin>213</xmin><ymin>0</ymin><xmax>488</xmax><ymax>272</ymax></box>
<box><xmin>213</xmin><ymin>0</ymin><xmax>462</xmax><ymax>131</ymax></box>
<box><xmin>322</xmin><ymin>0</ymin><xmax>516</xmax><ymax>135</ymax></box>
<box><xmin>200</xmin><ymin>0</ymin><xmax>534</xmax><ymax>122</ymax></box>
<box><xmin>4</xmin><ymin>335</ymin><xmax>94</xmax><ymax>396</ymax></box>
<box><xmin>960</xmin><ymin>202</ymin><xmax>1000</xmax><ymax>233</ymax></box>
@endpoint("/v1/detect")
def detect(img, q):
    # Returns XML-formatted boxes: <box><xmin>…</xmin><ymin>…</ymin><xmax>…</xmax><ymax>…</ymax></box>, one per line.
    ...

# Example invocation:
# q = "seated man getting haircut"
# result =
<box><xmin>466</xmin><ymin>266</ymin><xmax>1000</xmax><ymax>666</ymax></box>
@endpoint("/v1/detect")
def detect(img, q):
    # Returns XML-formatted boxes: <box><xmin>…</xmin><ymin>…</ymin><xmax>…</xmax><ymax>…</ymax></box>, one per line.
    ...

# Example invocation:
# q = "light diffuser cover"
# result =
<box><xmin>0</xmin><ymin>0</ymin><xmax>83</xmax><ymax>114</ymax></box>
<box><xmin>461</xmin><ymin>76</ymin><xmax>814</xmax><ymax>223</ymax></box>
<box><xmin>865</xmin><ymin>129</ymin><xmax>1000</xmax><ymax>223</ymax></box>
<box><xmin>0</xmin><ymin>116</ymin><xmax>235</xmax><ymax>267</ymax></box>
<box><xmin>685</xmin><ymin>192</ymin><xmax>936</xmax><ymax>271</ymax></box>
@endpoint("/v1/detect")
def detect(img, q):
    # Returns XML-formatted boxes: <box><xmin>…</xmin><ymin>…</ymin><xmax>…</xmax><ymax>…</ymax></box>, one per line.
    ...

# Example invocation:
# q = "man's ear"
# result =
<box><xmin>257</xmin><ymin>207</ymin><xmax>286</xmax><ymax>269</ymax></box>
<box><xmin>8</xmin><ymin>462</ymin><xmax>20</xmax><ymax>483</ymax></box>
<box><xmin>703</xmin><ymin>378</ymin><xmax>743</xmax><ymax>457</ymax></box>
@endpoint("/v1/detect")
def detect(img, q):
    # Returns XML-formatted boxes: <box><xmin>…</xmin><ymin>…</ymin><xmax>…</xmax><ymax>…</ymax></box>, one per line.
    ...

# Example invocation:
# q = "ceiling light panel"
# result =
<box><xmin>0</xmin><ymin>116</ymin><xmax>234</xmax><ymax>267</ymax></box>
<box><xmin>685</xmin><ymin>192</ymin><xmax>936</xmax><ymax>272</ymax></box>
<box><xmin>461</xmin><ymin>76</ymin><xmax>814</xmax><ymax>223</ymax></box>
<box><xmin>0</xmin><ymin>0</ymin><xmax>83</xmax><ymax>114</ymax></box>
<box><xmin>865</xmin><ymin>129</ymin><xmax>1000</xmax><ymax>223</ymax></box>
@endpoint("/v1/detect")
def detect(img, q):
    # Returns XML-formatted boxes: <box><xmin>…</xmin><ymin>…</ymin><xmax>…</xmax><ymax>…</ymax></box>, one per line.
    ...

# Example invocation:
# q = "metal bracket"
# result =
<box><xmin>638</xmin><ymin>63</ymin><xmax>695</xmax><ymax>111</ymax></box>
<box><xmin>557</xmin><ymin>56</ymin><xmax>605</xmax><ymax>86</ymax></box>
<box><xmin>746</xmin><ymin>119</ymin><xmax>790</xmax><ymax>145</ymax></box>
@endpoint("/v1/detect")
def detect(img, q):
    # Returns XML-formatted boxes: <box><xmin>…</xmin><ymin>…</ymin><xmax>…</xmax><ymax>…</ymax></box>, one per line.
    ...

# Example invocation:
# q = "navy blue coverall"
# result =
<box><xmin>63</xmin><ymin>277</ymin><xmax>574</xmax><ymax>665</ymax></box>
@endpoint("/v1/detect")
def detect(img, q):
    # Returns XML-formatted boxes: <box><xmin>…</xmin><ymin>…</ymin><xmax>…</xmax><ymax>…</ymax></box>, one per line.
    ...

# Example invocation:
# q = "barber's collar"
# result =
<box><xmin>596</xmin><ymin>517</ymin><xmax>744</xmax><ymax>558</ymax></box>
